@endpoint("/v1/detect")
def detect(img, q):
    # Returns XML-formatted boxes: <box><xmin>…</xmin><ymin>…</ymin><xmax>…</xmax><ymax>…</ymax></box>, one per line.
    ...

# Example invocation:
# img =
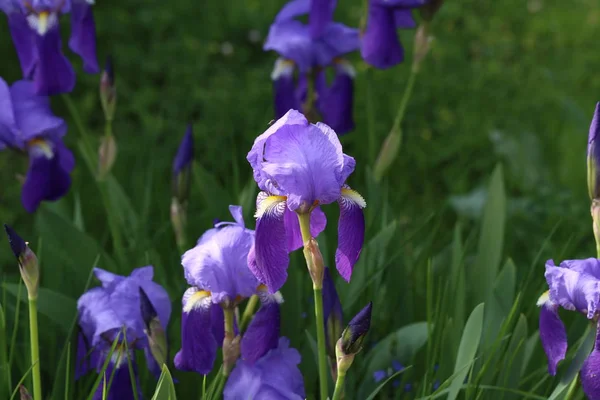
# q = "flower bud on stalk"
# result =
<box><xmin>19</xmin><ymin>385</ymin><xmax>32</xmax><ymax>400</ymax></box>
<box><xmin>97</xmin><ymin>134</ymin><xmax>117</xmax><ymax>180</ymax></box>
<box><xmin>303</xmin><ymin>238</ymin><xmax>325</xmax><ymax>289</ymax></box>
<box><xmin>412</xmin><ymin>24</ymin><xmax>433</xmax><ymax>73</ymax></box>
<box><xmin>171</xmin><ymin>197</ymin><xmax>187</xmax><ymax>250</ymax></box>
<box><xmin>4</xmin><ymin>225</ymin><xmax>39</xmax><ymax>299</ymax></box>
<box><xmin>140</xmin><ymin>288</ymin><xmax>167</xmax><ymax>367</ymax></box>
<box><xmin>336</xmin><ymin>302</ymin><xmax>372</xmax><ymax>375</ymax></box>
<box><xmin>373</xmin><ymin>130</ymin><xmax>402</xmax><ymax>182</ymax></box>
<box><xmin>100</xmin><ymin>56</ymin><xmax>116</xmax><ymax>122</ymax></box>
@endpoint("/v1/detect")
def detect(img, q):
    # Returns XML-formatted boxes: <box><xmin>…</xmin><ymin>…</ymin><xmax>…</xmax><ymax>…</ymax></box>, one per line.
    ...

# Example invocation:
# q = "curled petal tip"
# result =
<box><xmin>4</xmin><ymin>224</ymin><xmax>26</xmax><ymax>259</ymax></box>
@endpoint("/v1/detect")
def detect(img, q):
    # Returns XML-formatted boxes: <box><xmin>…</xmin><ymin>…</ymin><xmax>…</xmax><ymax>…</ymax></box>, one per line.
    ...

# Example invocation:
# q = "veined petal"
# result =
<box><xmin>538</xmin><ymin>302</ymin><xmax>567</xmax><ymax>375</ymax></box>
<box><xmin>33</xmin><ymin>26</ymin><xmax>76</xmax><ymax>95</ymax></box>
<box><xmin>7</xmin><ymin>12</ymin><xmax>37</xmax><ymax>79</ymax></box>
<box><xmin>253</xmin><ymin>196</ymin><xmax>289</xmax><ymax>292</ymax></box>
<box><xmin>68</xmin><ymin>2</ymin><xmax>99</xmax><ymax>73</ymax></box>
<box><xmin>174</xmin><ymin>289</ymin><xmax>218</xmax><ymax>374</ymax></box>
<box><xmin>582</xmin><ymin>332</ymin><xmax>600</xmax><ymax>400</ymax></box>
<box><xmin>283</xmin><ymin>206</ymin><xmax>327</xmax><ymax>252</ymax></box>
<box><xmin>335</xmin><ymin>187</ymin><xmax>366</xmax><ymax>281</ymax></box>
<box><xmin>545</xmin><ymin>259</ymin><xmax>600</xmax><ymax>318</ymax></box>
<box><xmin>264</xmin><ymin>20</ymin><xmax>313</xmax><ymax>73</ymax></box>
<box><xmin>241</xmin><ymin>298</ymin><xmax>281</xmax><ymax>364</ymax></box>
<box><xmin>361</xmin><ymin>3</ymin><xmax>404</xmax><ymax>69</ymax></box>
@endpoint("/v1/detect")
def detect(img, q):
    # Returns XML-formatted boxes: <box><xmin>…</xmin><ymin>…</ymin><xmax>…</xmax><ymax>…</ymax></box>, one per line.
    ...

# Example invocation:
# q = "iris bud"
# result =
<box><xmin>139</xmin><ymin>288</ymin><xmax>167</xmax><ymax>368</ymax></box>
<box><xmin>100</xmin><ymin>56</ymin><xmax>117</xmax><ymax>122</ymax></box>
<box><xmin>4</xmin><ymin>225</ymin><xmax>39</xmax><ymax>298</ymax></box>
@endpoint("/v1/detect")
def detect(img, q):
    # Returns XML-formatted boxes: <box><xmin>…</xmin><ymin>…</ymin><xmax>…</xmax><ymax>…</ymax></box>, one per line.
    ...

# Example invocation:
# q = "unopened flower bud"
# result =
<box><xmin>373</xmin><ymin>130</ymin><xmax>402</xmax><ymax>182</ymax></box>
<box><xmin>19</xmin><ymin>385</ymin><xmax>32</xmax><ymax>400</ymax></box>
<box><xmin>412</xmin><ymin>24</ymin><xmax>433</xmax><ymax>72</ymax></box>
<box><xmin>97</xmin><ymin>134</ymin><xmax>117</xmax><ymax>180</ymax></box>
<box><xmin>100</xmin><ymin>56</ymin><xmax>117</xmax><ymax>121</ymax></box>
<box><xmin>172</xmin><ymin>125</ymin><xmax>194</xmax><ymax>203</ymax></box>
<box><xmin>303</xmin><ymin>237</ymin><xmax>324</xmax><ymax>289</ymax></box>
<box><xmin>139</xmin><ymin>288</ymin><xmax>167</xmax><ymax>367</ymax></box>
<box><xmin>171</xmin><ymin>197</ymin><xmax>187</xmax><ymax>249</ymax></box>
<box><xmin>4</xmin><ymin>225</ymin><xmax>39</xmax><ymax>298</ymax></box>
<box><xmin>340</xmin><ymin>302</ymin><xmax>372</xmax><ymax>355</ymax></box>
<box><xmin>587</xmin><ymin>103</ymin><xmax>600</xmax><ymax>200</ymax></box>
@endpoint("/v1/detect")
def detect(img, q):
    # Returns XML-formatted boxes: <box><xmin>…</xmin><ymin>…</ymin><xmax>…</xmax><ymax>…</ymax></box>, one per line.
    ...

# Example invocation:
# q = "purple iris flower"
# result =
<box><xmin>538</xmin><ymin>258</ymin><xmax>600</xmax><ymax>399</ymax></box>
<box><xmin>265</xmin><ymin>0</ymin><xmax>358</xmax><ymax>134</ymax></box>
<box><xmin>1</xmin><ymin>0</ymin><xmax>99</xmax><ymax>95</ymax></box>
<box><xmin>224</xmin><ymin>337</ymin><xmax>305</xmax><ymax>400</ymax></box>
<box><xmin>0</xmin><ymin>78</ymin><xmax>75</xmax><ymax>212</ymax></box>
<box><xmin>587</xmin><ymin>103</ymin><xmax>600</xmax><ymax>199</ymax></box>
<box><xmin>172</xmin><ymin>124</ymin><xmax>194</xmax><ymax>201</ymax></box>
<box><xmin>76</xmin><ymin>266</ymin><xmax>172</xmax><ymax>399</ymax></box>
<box><xmin>174</xmin><ymin>205</ymin><xmax>282</xmax><ymax>374</ymax></box>
<box><xmin>246</xmin><ymin>110</ymin><xmax>366</xmax><ymax>293</ymax></box>
<box><xmin>360</xmin><ymin>0</ymin><xmax>428</xmax><ymax>69</ymax></box>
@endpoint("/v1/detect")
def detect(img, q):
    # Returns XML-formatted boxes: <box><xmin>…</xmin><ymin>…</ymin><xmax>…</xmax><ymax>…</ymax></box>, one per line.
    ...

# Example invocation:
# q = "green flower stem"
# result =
<box><xmin>28</xmin><ymin>296</ymin><xmax>42</xmax><ymax>400</ymax></box>
<box><xmin>297</xmin><ymin>212</ymin><xmax>329</xmax><ymax>399</ymax></box>
<box><xmin>332</xmin><ymin>371</ymin><xmax>346</xmax><ymax>400</ymax></box>
<box><xmin>214</xmin><ymin>308</ymin><xmax>236</xmax><ymax>399</ymax></box>
<box><xmin>240</xmin><ymin>295</ymin><xmax>259</xmax><ymax>333</ymax></box>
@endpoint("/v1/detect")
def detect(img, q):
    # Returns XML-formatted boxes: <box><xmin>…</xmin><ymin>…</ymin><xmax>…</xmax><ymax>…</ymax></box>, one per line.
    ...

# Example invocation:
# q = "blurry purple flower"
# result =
<box><xmin>1</xmin><ymin>0</ymin><xmax>99</xmax><ymax>95</ymax></box>
<box><xmin>538</xmin><ymin>258</ymin><xmax>600</xmax><ymax>399</ymax></box>
<box><xmin>361</xmin><ymin>0</ymin><xmax>427</xmax><ymax>69</ymax></box>
<box><xmin>587</xmin><ymin>103</ymin><xmax>600</xmax><ymax>199</ymax></box>
<box><xmin>392</xmin><ymin>360</ymin><xmax>404</xmax><ymax>371</ymax></box>
<box><xmin>373</xmin><ymin>369</ymin><xmax>387</xmax><ymax>383</ymax></box>
<box><xmin>432</xmin><ymin>379</ymin><xmax>440</xmax><ymax>391</ymax></box>
<box><xmin>76</xmin><ymin>266</ymin><xmax>172</xmax><ymax>398</ymax></box>
<box><xmin>405</xmin><ymin>383</ymin><xmax>413</xmax><ymax>392</ymax></box>
<box><xmin>323</xmin><ymin>267</ymin><xmax>343</xmax><ymax>358</ymax></box>
<box><xmin>265</xmin><ymin>0</ymin><xmax>358</xmax><ymax>134</ymax></box>
<box><xmin>224</xmin><ymin>337</ymin><xmax>305</xmax><ymax>400</ymax></box>
<box><xmin>246</xmin><ymin>110</ymin><xmax>366</xmax><ymax>293</ymax></box>
<box><xmin>175</xmin><ymin>206</ymin><xmax>282</xmax><ymax>375</ymax></box>
<box><xmin>172</xmin><ymin>124</ymin><xmax>194</xmax><ymax>201</ymax></box>
<box><xmin>0</xmin><ymin>78</ymin><xmax>74</xmax><ymax>212</ymax></box>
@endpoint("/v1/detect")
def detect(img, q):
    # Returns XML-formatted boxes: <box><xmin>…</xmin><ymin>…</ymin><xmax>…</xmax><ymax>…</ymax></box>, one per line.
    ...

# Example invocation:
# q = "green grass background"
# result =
<box><xmin>1</xmin><ymin>0</ymin><xmax>600</xmax><ymax>398</ymax></box>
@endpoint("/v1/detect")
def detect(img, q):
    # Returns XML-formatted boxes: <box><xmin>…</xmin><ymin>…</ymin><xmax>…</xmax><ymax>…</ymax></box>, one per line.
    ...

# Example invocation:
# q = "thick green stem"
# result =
<box><xmin>28</xmin><ymin>297</ymin><xmax>42</xmax><ymax>400</ymax></box>
<box><xmin>332</xmin><ymin>372</ymin><xmax>346</xmax><ymax>400</ymax></box>
<box><xmin>313</xmin><ymin>288</ymin><xmax>329</xmax><ymax>399</ymax></box>
<box><xmin>240</xmin><ymin>295</ymin><xmax>259</xmax><ymax>333</ymax></box>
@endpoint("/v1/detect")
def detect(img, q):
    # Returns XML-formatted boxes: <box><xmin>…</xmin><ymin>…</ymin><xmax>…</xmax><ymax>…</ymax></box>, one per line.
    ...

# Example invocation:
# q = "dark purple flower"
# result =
<box><xmin>0</xmin><ymin>78</ymin><xmax>75</xmax><ymax>212</ymax></box>
<box><xmin>246</xmin><ymin>110</ymin><xmax>366</xmax><ymax>293</ymax></box>
<box><xmin>76</xmin><ymin>266</ymin><xmax>171</xmax><ymax>399</ymax></box>
<box><xmin>373</xmin><ymin>369</ymin><xmax>386</xmax><ymax>383</ymax></box>
<box><xmin>241</xmin><ymin>291</ymin><xmax>283</xmax><ymax>364</ymax></box>
<box><xmin>224</xmin><ymin>337</ymin><xmax>305</xmax><ymax>400</ymax></box>
<box><xmin>539</xmin><ymin>258</ymin><xmax>600</xmax><ymax>381</ymax></box>
<box><xmin>360</xmin><ymin>0</ymin><xmax>426</xmax><ymax>69</ymax></box>
<box><xmin>172</xmin><ymin>124</ymin><xmax>194</xmax><ymax>201</ymax></box>
<box><xmin>1</xmin><ymin>0</ymin><xmax>99</xmax><ymax>95</ymax></box>
<box><xmin>316</xmin><ymin>60</ymin><xmax>355</xmax><ymax>134</ymax></box>
<box><xmin>323</xmin><ymin>267</ymin><xmax>343</xmax><ymax>358</ymax></box>
<box><xmin>587</xmin><ymin>103</ymin><xmax>600</xmax><ymax>199</ymax></box>
<box><xmin>341</xmin><ymin>302</ymin><xmax>372</xmax><ymax>355</ymax></box>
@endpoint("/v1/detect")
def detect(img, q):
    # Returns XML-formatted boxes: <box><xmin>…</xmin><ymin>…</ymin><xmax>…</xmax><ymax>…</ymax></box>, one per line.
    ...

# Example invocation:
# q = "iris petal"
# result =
<box><xmin>252</xmin><ymin>195</ymin><xmax>289</xmax><ymax>292</ymax></box>
<box><xmin>582</xmin><ymin>331</ymin><xmax>600</xmax><ymax>400</ymax></box>
<box><xmin>241</xmin><ymin>300</ymin><xmax>281</xmax><ymax>364</ymax></box>
<box><xmin>7</xmin><ymin>13</ymin><xmax>37</xmax><ymax>79</ymax></box>
<box><xmin>284</xmin><ymin>206</ymin><xmax>327</xmax><ymax>252</ymax></box>
<box><xmin>335</xmin><ymin>187</ymin><xmax>366</xmax><ymax>281</ymax></box>
<box><xmin>33</xmin><ymin>27</ymin><xmax>75</xmax><ymax>95</ymax></box>
<box><xmin>69</xmin><ymin>2</ymin><xmax>99</xmax><ymax>73</ymax></box>
<box><xmin>361</xmin><ymin>3</ymin><xmax>404</xmax><ymax>69</ymax></box>
<box><xmin>539</xmin><ymin>304</ymin><xmax>567</xmax><ymax>375</ymax></box>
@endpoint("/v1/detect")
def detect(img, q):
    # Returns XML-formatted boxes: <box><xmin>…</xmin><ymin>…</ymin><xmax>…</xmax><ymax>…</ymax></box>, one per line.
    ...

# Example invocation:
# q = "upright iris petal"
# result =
<box><xmin>247</xmin><ymin>110</ymin><xmax>365</xmax><ymax>292</ymax></box>
<box><xmin>0</xmin><ymin>78</ymin><xmax>75</xmax><ymax>212</ymax></box>
<box><xmin>224</xmin><ymin>338</ymin><xmax>305</xmax><ymax>400</ymax></box>
<box><xmin>69</xmin><ymin>0</ymin><xmax>100</xmax><ymax>73</ymax></box>
<box><xmin>309</xmin><ymin>0</ymin><xmax>337</xmax><ymax>38</ymax></box>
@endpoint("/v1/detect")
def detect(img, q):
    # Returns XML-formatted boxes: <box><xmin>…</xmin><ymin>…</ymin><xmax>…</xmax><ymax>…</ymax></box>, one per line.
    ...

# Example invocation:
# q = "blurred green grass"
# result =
<box><xmin>1</xmin><ymin>0</ymin><xmax>600</xmax><ymax>398</ymax></box>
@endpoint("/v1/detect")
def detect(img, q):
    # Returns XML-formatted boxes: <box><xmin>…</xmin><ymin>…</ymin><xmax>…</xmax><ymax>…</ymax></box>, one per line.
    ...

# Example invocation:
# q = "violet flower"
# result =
<box><xmin>1</xmin><ymin>0</ymin><xmax>99</xmax><ymax>95</ymax></box>
<box><xmin>587</xmin><ymin>103</ymin><xmax>600</xmax><ymax>200</ymax></box>
<box><xmin>0</xmin><ymin>78</ymin><xmax>75</xmax><ymax>212</ymax></box>
<box><xmin>174</xmin><ymin>205</ymin><xmax>282</xmax><ymax>374</ymax></box>
<box><xmin>76</xmin><ymin>266</ymin><xmax>172</xmax><ymax>399</ymax></box>
<box><xmin>265</xmin><ymin>0</ymin><xmax>358</xmax><ymax>134</ymax></box>
<box><xmin>538</xmin><ymin>258</ymin><xmax>600</xmax><ymax>399</ymax></box>
<box><xmin>247</xmin><ymin>110</ymin><xmax>366</xmax><ymax>293</ymax></box>
<box><xmin>224</xmin><ymin>337</ymin><xmax>305</xmax><ymax>400</ymax></box>
<box><xmin>361</xmin><ymin>0</ymin><xmax>428</xmax><ymax>69</ymax></box>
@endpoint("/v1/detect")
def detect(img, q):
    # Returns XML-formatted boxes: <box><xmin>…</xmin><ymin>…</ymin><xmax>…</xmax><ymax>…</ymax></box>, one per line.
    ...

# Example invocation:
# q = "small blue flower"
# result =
<box><xmin>373</xmin><ymin>370</ymin><xmax>387</xmax><ymax>383</ymax></box>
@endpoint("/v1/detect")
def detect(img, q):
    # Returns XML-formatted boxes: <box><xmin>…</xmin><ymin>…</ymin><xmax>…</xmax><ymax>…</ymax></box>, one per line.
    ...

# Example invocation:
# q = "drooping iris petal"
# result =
<box><xmin>174</xmin><ymin>290</ymin><xmax>218</xmax><ymax>374</ymax></box>
<box><xmin>335</xmin><ymin>187</ymin><xmax>366</xmax><ymax>281</ymax></box>
<box><xmin>7</xmin><ymin>13</ymin><xmax>37</xmax><ymax>79</ymax></box>
<box><xmin>309</xmin><ymin>0</ymin><xmax>337</xmax><ymax>39</ymax></box>
<box><xmin>264</xmin><ymin>20</ymin><xmax>314</xmax><ymax>73</ymax></box>
<box><xmin>21</xmin><ymin>139</ymin><xmax>74</xmax><ymax>213</ymax></box>
<box><xmin>317</xmin><ymin>61</ymin><xmax>355</xmax><ymax>135</ymax></box>
<box><xmin>0</xmin><ymin>78</ymin><xmax>17</xmax><ymax>147</ymax></box>
<box><xmin>92</xmin><ymin>361</ymin><xmax>141</xmax><ymax>400</ymax></box>
<box><xmin>252</xmin><ymin>196</ymin><xmax>289</xmax><ymax>292</ymax></box>
<box><xmin>261</xmin><ymin>123</ymin><xmax>344</xmax><ymax>210</ymax></box>
<box><xmin>11</xmin><ymin>80</ymin><xmax>66</xmax><ymax>143</ymax></box>
<box><xmin>211</xmin><ymin>303</ymin><xmax>225</xmax><ymax>345</ymax></box>
<box><xmin>76</xmin><ymin>330</ymin><xmax>100</xmax><ymax>379</ymax></box>
<box><xmin>33</xmin><ymin>27</ymin><xmax>76</xmax><ymax>95</ymax></box>
<box><xmin>224</xmin><ymin>337</ymin><xmax>305</xmax><ymax>400</ymax></box>
<box><xmin>361</xmin><ymin>3</ymin><xmax>404</xmax><ymax>69</ymax></box>
<box><xmin>283</xmin><ymin>206</ymin><xmax>327</xmax><ymax>252</ymax></box>
<box><xmin>241</xmin><ymin>299</ymin><xmax>281</xmax><ymax>364</ymax></box>
<box><xmin>394</xmin><ymin>8</ymin><xmax>417</xmax><ymax>28</ymax></box>
<box><xmin>182</xmin><ymin>222</ymin><xmax>258</xmax><ymax>304</ymax></box>
<box><xmin>69</xmin><ymin>1</ymin><xmax>99</xmax><ymax>73</ymax></box>
<box><xmin>545</xmin><ymin>259</ymin><xmax>600</xmax><ymax>318</ymax></box>
<box><xmin>538</xmin><ymin>304</ymin><xmax>567</xmax><ymax>375</ymax></box>
<box><xmin>272</xmin><ymin>58</ymin><xmax>299</xmax><ymax>119</ymax></box>
<box><xmin>582</xmin><ymin>336</ymin><xmax>600</xmax><ymax>400</ymax></box>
